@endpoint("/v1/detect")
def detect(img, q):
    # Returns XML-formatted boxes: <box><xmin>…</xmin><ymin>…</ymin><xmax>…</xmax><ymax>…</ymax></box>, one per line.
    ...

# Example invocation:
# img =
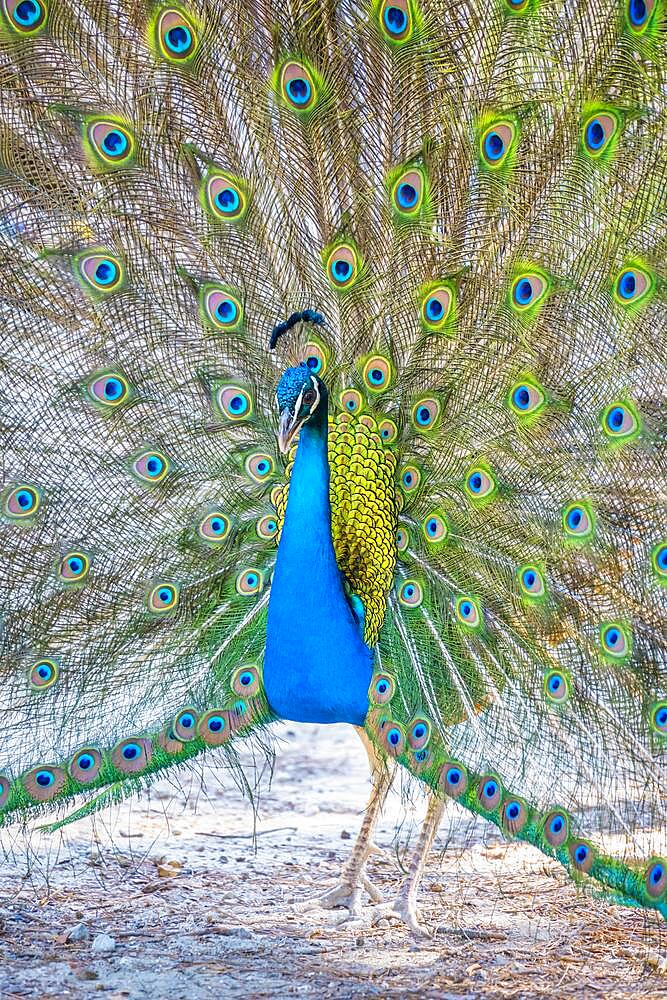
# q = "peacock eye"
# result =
<box><xmin>325</xmin><ymin>243</ymin><xmax>360</xmax><ymax>290</ymax></box>
<box><xmin>379</xmin><ymin>0</ymin><xmax>412</xmax><ymax>42</ymax></box>
<box><xmin>204</xmin><ymin>173</ymin><xmax>248</xmax><ymax>222</ymax></box>
<box><xmin>85</xmin><ymin>119</ymin><xmax>134</xmax><ymax>170</ymax></box>
<box><xmin>156</xmin><ymin>8</ymin><xmax>198</xmax><ymax>61</ymax></box>
<box><xmin>582</xmin><ymin>111</ymin><xmax>619</xmax><ymax>157</ymax></box>
<box><xmin>279</xmin><ymin>59</ymin><xmax>319</xmax><ymax>112</ymax></box>
<box><xmin>613</xmin><ymin>265</ymin><xmax>654</xmax><ymax>307</ymax></box>
<box><xmin>303</xmin><ymin>389</ymin><xmax>316</xmax><ymax>405</ymax></box>
<box><xmin>5</xmin><ymin>0</ymin><xmax>48</xmax><ymax>33</ymax></box>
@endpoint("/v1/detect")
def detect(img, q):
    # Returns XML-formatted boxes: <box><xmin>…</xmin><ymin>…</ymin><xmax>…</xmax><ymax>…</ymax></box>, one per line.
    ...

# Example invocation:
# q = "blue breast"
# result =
<box><xmin>264</xmin><ymin>414</ymin><xmax>373</xmax><ymax>725</ymax></box>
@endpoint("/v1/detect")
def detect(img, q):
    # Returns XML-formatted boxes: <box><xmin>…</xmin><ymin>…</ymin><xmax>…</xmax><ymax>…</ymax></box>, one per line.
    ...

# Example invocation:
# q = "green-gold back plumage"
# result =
<box><xmin>0</xmin><ymin>0</ymin><xmax>666</xmax><ymax>919</ymax></box>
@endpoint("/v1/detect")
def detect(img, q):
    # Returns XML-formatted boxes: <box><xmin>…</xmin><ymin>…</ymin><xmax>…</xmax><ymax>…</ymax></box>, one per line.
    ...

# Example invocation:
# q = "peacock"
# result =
<box><xmin>1</xmin><ymin>0</ymin><xmax>666</xmax><ymax>938</ymax></box>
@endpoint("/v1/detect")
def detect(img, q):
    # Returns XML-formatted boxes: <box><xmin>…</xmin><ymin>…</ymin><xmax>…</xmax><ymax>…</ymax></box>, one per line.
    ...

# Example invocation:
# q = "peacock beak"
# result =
<box><xmin>277</xmin><ymin>407</ymin><xmax>301</xmax><ymax>454</ymax></box>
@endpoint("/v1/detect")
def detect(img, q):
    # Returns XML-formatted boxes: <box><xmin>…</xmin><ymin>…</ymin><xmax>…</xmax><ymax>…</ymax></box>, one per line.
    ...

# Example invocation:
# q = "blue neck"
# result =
<box><xmin>263</xmin><ymin>400</ymin><xmax>373</xmax><ymax>725</ymax></box>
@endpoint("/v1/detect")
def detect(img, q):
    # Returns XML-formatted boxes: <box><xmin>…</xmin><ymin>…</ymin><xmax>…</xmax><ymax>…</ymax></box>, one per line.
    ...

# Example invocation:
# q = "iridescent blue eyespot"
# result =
<box><xmin>122</xmin><ymin>742</ymin><xmax>142</xmax><ymax>761</ymax></box>
<box><xmin>629</xmin><ymin>0</ymin><xmax>648</xmax><ymax>23</ymax></box>
<box><xmin>515</xmin><ymin>278</ymin><xmax>533</xmax><ymax>304</ymax></box>
<box><xmin>575</xmin><ymin>845</ymin><xmax>588</xmax><ymax>864</ymax></box>
<box><xmin>166</xmin><ymin>25</ymin><xmax>191</xmax><ymax>52</ymax></box>
<box><xmin>513</xmin><ymin>386</ymin><xmax>530</xmax><ymax>409</ymax></box>
<box><xmin>396</xmin><ymin>182</ymin><xmax>417</xmax><ymax>208</ymax></box>
<box><xmin>36</xmin><ymin>770</ymin><xmax>54</xmax><ymax>788</ymax></box>
<box><xmin>619</xmin><ymin>272</ymin><xmax>636</xmax><ymax>298</ymax></box>
<box><xmin>215</xmin><ymin>187</ymin><xmax>240</xmax><ymax>214</ymax></box>
<box><xmin>77</xmin><ymin>753</ymin><xmax>94</xmax><ymax>770</ymax></box>
<box><xmin>94</xmin><ymin>260</ymin><xmax>117</xmax><ymax>285</ymax></box>
<box><xmin>506</xmin><ymin>802</ymin><xmax>520</xmax><ymax>820</ymax></box>
<box><xmin>208</xmin><ymin>715</ymin><xmax>224</xmax><ymax>733</ymax></box>
<box><xmin>551</xmin><ymin>816</ymin><xmax>563</xmax><ymax>834</ymax></box>
<box><xmin>448</xmin><ymin>768</ymin><xmax>461</xmax><ymax>784</ymax></box>
<box><xmin>387</xmin><ymin>727</ymin><xmax>401</xmax><ymax>746</ymax></box>
<box><xmin>216</xmin><ymin>299</ymin><xmax>238</xmax><ymax>323</ymax></box>
<box><xmin>655</xmin><ymin>547</ymin><xmax>667</xmax><ymax>572</ymax></box>
<box><xmin>484</xmin><ymin>131</ymin><xmax>504</xmax><ymax>161</ymax></box>
<box><xmin>567</xmin><ymin>508</ymin><xmax>582</xmax><ymax>529</ymax></box>
<box><xmin>332</xmin><ymin>259</ymin><xmax>351</xmax><ymax>281</ymax></box>
<box><xmin>426</xmin><ymin>297</ymin><xmax>443</xmax><ymax>320</ymax></box>
<box><xmin>102</xmin><ymin>130</ymin><xmax>128</xmax><ymax>157</ymax></box>
<box><xmin>586</xmin><ymin>119</ymin><xmax>604</xmax><ymax>150</ymax></box>
<box><xmin>13</xmin><ymin>0</ymin><xmax>44</xmax><ymax>27</ymax></box>
<box><xmin>288</xmin><ymin>77</ymin><xmax>311</xmax><ymax>105</ymax></box>
<box><xmin>384</xmin><ymin>5</ymin><xmax>407</xmax><ymax>32</ymax></box>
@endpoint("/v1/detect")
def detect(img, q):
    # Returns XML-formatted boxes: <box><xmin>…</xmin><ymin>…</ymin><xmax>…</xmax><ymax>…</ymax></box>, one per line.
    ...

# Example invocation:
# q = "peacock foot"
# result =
<box><xmin>370</xmin><ymin>892</ymin><xmax>431</xmax><ymax>937</ymax></box>
<box><xmin>295</xmin><ymin>841</ymin><xmax>385</xmax><ymax>920</ymax></box>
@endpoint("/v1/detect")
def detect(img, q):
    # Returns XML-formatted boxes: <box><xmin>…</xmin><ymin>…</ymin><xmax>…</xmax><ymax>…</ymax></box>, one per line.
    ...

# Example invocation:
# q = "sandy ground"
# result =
<box><xmin>0</xmin><ymin>722</ymin><xmax>665</xmax><ymax>1000</ymax></box>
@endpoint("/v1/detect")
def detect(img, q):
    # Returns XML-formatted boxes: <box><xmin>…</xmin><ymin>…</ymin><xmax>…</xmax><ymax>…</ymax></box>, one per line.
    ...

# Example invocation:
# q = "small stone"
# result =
<box><xmin>91</xmin><ymin>933</ymin><xmax>116</xmax><ymax>956</ymax></box>
<box><xmin>66</xmin><ymin>922</ymin><xmax>90</xmax><ymax>943</ymax></box>
<box><xmin>340</xmin><ymin>830</ymin><xmax>351</xmax><ymax>840</ymax></box>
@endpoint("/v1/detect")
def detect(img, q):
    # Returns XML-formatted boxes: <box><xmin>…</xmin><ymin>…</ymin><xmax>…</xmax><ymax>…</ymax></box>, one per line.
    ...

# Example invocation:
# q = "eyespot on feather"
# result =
<box><xmin>582</xmin><ymin>111</ymin><xmax>619</xmax><ymax>158</ymax></box>
<box><xmin>235</xmin><ymin>568</ymin><xmax>263</xmax><ymax>596</ymax></box>
<box><xmin>69</xmin><ymin>748</ymin><xmax>102</xmax><ymax>784</ymax></box>
<box><xmin>57</xmin><ymin>551</ymin><xmax>90</xmax><ymax>583</ymax></box>
<box><xmin>411</xmin><ymin>397</ymin><xmax>439</xmax><ymax>432</ymax></box>
<box><xmin>3</xmin><ymin>484</ymin><xmax>41</xmax><ymax>520</ymax></box>
<box><xmin>3</xmin><ymin>0</ymin><xmax>48</xmax><ymax>33</ymax></box>
<box><xmin>369</xmin><ymin>672</ymin><xmax>395</xmax><ymax>705</ymax></box>
<box><xmin>157</xmin><ymin>727</ymin><xmax>184</xmax><ymax>754</ymax></box>
<box><xmin>202</xmin><ymin>287</ymin><xmax>243</xmax><ymax>331</ymax></box>
<box><xmin>198</xmin><ymin>511</ymin><xmax>230</xmax><ymax>542</ymax></box>
<box><xmin>502</xmin><ymin>797</ymin><xmax>529</xmax><ymax>835</ymax></box>
<box><xmin>455</xmin><ymin>595</ymin><xmax>482</xmax><ymax>628</ymax></box>
<box><xmin>216</xmin><ymin>385</ymin><xmax>253</xmax><ymax>421</ymax></box>
<box><xmin>279</xmin><ymin>59</ymin><xmax>319</xmax><ymax>113</ymax></box>
<box><xmin>544</xmin><ymin>670</ymin><xmax>570</xmax><ymax>703</ymax></box>
<box><xmin>85</xmin><ymin>118</ymin><xmax>134</xmax><ymax>169</ymax></box>
<box><xmin>420</xmin><ymin>285</ymin><xmax>454</xmax><ymax>331</ymax></box>
<box><xmin>29</xmin><ymin>658</ymin><xmax>59</xmax><ymax>690</ymax></box>
<box><xmin>131</xmin><ymin>450</ymin><xmax>170</xmax><ymax>484</ymax></box>
<box><xmin>339</xmin><ymin>388</ymin><xmax>363</xmax><ymax>414</ymax></box>
<box><xmin>422</xmin><ymin>512</ymin><xmax>448</xmax><ymax>545</ymax></box>
<box><xmin>245</xmin><ymin>453</ymin><xmax>274</xmax><ymax>483</ymax></box>
<box><xmin>88</xmin><ymin>372</ymin><xmax>130</xmax><ymax>408</ymax></box>
<box><xmin>111</xmin><ymin>737</ymin><xmax>152</xmax><ymax>773</ymax></box>
<box><xmin>155</xmin><ymin>7</ymin><xmax>198</xmax><ymax>61</ymax></box>
<box><xmin>147</xmin><ymin>582</ymin><xmax>180</xmax><ymax>614</ymax></box>
<box><xmin>543</xmin><ymin>810</ymin><xmax>569</xmax><ymax>847</ymax></box>
<box><xmin>562</xmin><ymin>501</ymin><xmax>595</xmax><ymax>541</ymax></box>
<box><xmin>601</xmin><ymin>401</ymin><xmax>640</xmax><ymax>442</ymax></box>
<box><xmin>378</xmin><ymin>418</ymin><xmax>398</xmax><ymax>444</ymax></box>
<box><xmin>613</xmin><ymin>266</ymin><xmax>654</xmax><ymax>307</ymax></box>
<box><xmin>569</xmin><ymin>840</ymin><xmax>595</xmax><ymax>874</ymax></box>
<box><xmin>325</xmin><ymin>244</ymin><xmax>360</xmax><ymax>289</ymax></box>
<box><xmin>477</xmin><ymin>775</ymin><xmax>502</xmax><ymax>810</ymax></box>
<box><xmin>465</xmin><ymin>465</ymin><xmax>497</xmax><ymax>501</ymax></box>
<box><xmin>232</xmin><ymin>665</ymin><xmax>261</xmax><ymax>697</ymax></box>
<box><xmin>204</xmin><ymin>172</ymin><xmax>248</xmax><ymax>222</ymax></box>
<box><xmin>439</xmin><ymin>761</ymin><xmax>468</xmax><ymax>798</ymax></box>
<box><xmin>508</xmin><ymin>378</ymin><xmax>546</xmax><ymax>417</ymax></box>
<box><xmin>400</xmin><ymin>464</ymin><xmax>421</xmax><ymax>493</ymax></box>
<box><xmin>517</xmin><ymin>564</ymin><xmax>546</xmax><ymax>601</ymax></box>
<box><xmin>378</xmin><ymin>720</ymin><xmax>405</xmax><ymax>757</ymax></box>
<box><xmin>510</xmin><ymin>272</ymin><xmax>548</xmax><ymax>312</ymax></box>
<box><xmin>378</xmin><ymin>0</ymin><xmax>413</xmax><ymax>43</ymax></box>
<box><xmin>390</xmin><ymin>167</ymin><xmax>426</xmax><ymax>217</ymax></box>
<box><xmin>399</xmin><ymin>579</ymin><xmax>423</xmax><ymax>607</ymax></box>
<box><xmin>256</xmin><ymin>515</ymin><xmax>278</xmax><ymax>541</ymax></box>
<box><xmin>600</xmin><ymin>622</ymin><xmax>632</xmax><ymax>661</ymax></box>
<box><xmin>0</xmin><ymin>775</ymin><xmax>10</xmax><ymax>809</ymax></box>
<box><xmin>408</xmin><ymin>718</ymin><xmax>431</xmax><ymax>750</ymax></box>
<box><xmin>23</xmin><ymin>765</ymin><xmax>66</xmax><ymax>802</ymax></box>
<box><xmin>650</xmin><ymin>701</ymin><xmax>667</xmax><ymax>735</ymax></box>
<box><xmin>78</xmin><ymin>252</ymin><xmax>124</xmax><ymax>294</ymax></box>
<box><xmin>644</xmin><ymin>858</ymin><xmax>667</xmax><ymax>899</ymax></box>
<box><xmin>362</xmin><ymin>356</ymin><xmax>393</xmax><ymax>392</ymax></box>
<box><xmin>198</xmin><ymin>709</ymin><xmax>233</xmax><ymax>746</ymax></box>
<box><xmin>480</xmin><ymin>121</ymin><xmax>516</xmax><ymax>168</ymax></box>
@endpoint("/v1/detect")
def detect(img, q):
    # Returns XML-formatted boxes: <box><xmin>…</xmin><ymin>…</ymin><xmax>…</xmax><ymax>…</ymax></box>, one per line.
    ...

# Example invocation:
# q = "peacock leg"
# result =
<box><xmin>373</xmin><ymin>793</ymin><xmax>445</xmax><ymax>936</ymax></box>
<box><xmin>295</xmin><ymin>726</ymin><xmax>391</xmax><ymax>919</ymax></box>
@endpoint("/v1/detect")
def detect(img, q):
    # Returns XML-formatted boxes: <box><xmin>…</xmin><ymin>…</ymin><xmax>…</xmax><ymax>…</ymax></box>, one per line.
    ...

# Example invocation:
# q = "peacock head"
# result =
<box><xmin>275</xmin><ymin>363</ymin><xmax>325</xmax><ymax>453</ymax></box>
